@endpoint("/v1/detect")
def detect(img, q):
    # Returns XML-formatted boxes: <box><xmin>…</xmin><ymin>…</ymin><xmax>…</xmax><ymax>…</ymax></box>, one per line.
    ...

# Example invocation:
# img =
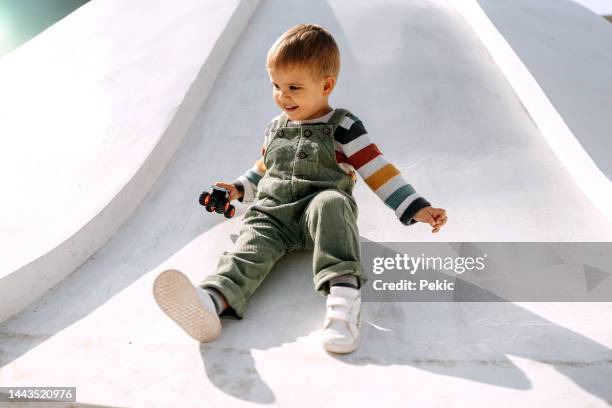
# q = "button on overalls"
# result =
<box><xmin>199</xmin><ymin>108</ymin><xmax>368</xmax><ymax>319</ymax></box>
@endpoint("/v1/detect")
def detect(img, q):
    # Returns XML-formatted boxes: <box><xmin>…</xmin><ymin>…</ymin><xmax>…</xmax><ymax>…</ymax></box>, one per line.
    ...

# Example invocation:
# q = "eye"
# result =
<box><xmin>290</xmin><ymin>86</ymin><xmax>300</xmax><ymax>91</ymax></box>
<box><xmin>272</xmin><ymin>84</ymin><xmax>280</xmax><ymax>89</ymax></box>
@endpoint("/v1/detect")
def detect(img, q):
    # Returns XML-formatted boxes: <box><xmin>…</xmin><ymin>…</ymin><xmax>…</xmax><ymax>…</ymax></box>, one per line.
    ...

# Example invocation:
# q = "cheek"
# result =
<box><xmin>303</xmin><ymin>90</ymin><xmax>316</xmax><ymax>101</ymax></box>
<box><xmin>293</xmin><ymin>93</ymin><xmax>306</xmax><ymax>103</ymax></box>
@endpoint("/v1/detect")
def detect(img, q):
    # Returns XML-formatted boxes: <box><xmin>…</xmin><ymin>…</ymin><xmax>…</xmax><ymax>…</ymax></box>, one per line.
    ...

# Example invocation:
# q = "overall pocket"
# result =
<box><xmin>294</xmin><ymin>134</ymin><xmax>322</xmax><ymax>179</ymax></box>
<box><xmin>264</xmin><ymin>133</ymin><xmax>295</xmax><ymax>174</ymax></box>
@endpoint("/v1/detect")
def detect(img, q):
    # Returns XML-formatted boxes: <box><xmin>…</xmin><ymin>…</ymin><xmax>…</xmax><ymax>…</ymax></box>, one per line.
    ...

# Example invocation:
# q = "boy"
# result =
<box><xmin>154</xmin><ymin>24</ymin><xmax>447</xmax><ymax>354</ymax></box>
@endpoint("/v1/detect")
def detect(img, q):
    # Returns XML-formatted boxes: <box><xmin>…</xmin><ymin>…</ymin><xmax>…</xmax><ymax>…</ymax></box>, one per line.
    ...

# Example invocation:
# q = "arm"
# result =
<box><xmin>231</xmin><ymin>152</ymin><xmax>266</xmax><ymax>203</ymax></box>
<box><xmin>228</xmin><ymin>118</ymin><xmax>278</xmax><ymax>203</ymax></box>
<box><xmin>335</xmin><ymin>115</ymin><xmax>431</xmax><ymax>226</ymax></box>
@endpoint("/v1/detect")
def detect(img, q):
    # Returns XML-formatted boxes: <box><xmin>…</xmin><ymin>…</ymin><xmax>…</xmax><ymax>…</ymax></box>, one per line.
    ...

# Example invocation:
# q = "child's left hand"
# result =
<box><xmin>413</xmin><ymin>206</ymin><xmax>447</xmax><ymax>233</ymax></box>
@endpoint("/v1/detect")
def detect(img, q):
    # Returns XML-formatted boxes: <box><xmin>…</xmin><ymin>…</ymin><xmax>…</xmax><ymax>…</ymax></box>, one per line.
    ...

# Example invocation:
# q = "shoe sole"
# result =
<box><xmin>321</xmin><ymin>312</ymin><xmax>362</xmax><ymax>354</ymax></box>
<box><xmin>322</xmin><ymin>333</ymin><xmax>361</xmax><ymax>354</ymax></box>
<box><xmin>153</xmin><ymin>269</ymin><xmax>221</xmax><ymax>342</ymax></box>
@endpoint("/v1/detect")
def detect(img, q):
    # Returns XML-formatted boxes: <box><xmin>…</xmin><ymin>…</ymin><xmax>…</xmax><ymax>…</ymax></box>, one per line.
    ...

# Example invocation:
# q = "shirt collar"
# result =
<box><xmin>287</xmin><ymin>109</ymin><xmax>335</xmax><ymax>126</ymax></box>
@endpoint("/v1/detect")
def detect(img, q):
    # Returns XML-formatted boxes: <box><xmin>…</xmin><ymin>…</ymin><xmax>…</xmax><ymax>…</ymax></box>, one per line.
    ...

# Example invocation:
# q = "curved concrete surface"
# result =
<box><xmin>0</xmin><ymin>0</ymin><xmax>260</xmax><ymax>323</ymax></box>
<box><xmin>1</xmin><ymin>0</ymin><xmax>611</xmax><ymax>406</ymax></box>
<box><xmin>479</xmin><ymin>0</ymin><xmax>612</xmax><ymax>179</ymax></box>
<box><xmin>569</xmin><ymin>0</ymin><xmax>612</xmax><ymax>15</ymax></box>
<box><xmin>464</xmin><ymin>0</ymin><xmax>612</xmax><ymax>223</ymax></box>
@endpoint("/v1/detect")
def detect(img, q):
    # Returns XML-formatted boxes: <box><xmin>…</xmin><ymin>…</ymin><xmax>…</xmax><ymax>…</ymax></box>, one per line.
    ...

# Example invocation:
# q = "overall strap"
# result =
<box><xmin>277</xmin><ymin>111</ymin><xmax>289</xmax><ymax>128</ymax></box>
<box><xmin>266</xmin><ymin>112</ymin><xmax>289</xmax><ymax>148</ymax></box>
<box><xmin>327</xmin><ymin>108</ymin><xmax>350</xmax><ymax>127</ymax></box>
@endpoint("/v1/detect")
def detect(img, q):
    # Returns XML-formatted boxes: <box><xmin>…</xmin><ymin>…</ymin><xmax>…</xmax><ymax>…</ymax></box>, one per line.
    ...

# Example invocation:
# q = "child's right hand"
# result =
<box><xmin>213</xmin><ymin>182</ymin><xmax>243</xmax><ymax>201</ymax></box>
<box><xmin>413</xmin><ymin>206</ymin><xmax>447</xmax><ymax>233</ymax></box>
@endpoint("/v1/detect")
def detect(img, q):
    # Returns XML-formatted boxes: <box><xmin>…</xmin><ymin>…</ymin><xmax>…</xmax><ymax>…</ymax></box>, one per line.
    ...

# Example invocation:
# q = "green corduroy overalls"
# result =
<box><xmin>199</xmin><ymin>108</ymin><xmax>368</xmax><ymax>318</ymax></box>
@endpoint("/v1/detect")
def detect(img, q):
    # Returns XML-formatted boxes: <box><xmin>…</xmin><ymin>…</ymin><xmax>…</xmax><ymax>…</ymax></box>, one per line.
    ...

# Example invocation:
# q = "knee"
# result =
<box><xmin>310</xmin><ymin>190</ymin><xmax>353</xmax><ymax>217</ymax></box>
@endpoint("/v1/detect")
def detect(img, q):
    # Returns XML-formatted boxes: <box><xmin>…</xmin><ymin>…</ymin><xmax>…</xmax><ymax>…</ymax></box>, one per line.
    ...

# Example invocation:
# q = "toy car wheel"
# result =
<box><xmin>199</xmin><ymin>192</ymin><xmax>210</xmax><ymax>206</ymax></box>
<box><xmin>205</xmin><ymin>204</ymin><xmax>213</xmax><ymax>212</ymax></box>
<box><xmin>224</xmin><ymin>205</ymin><xmax>235</xmax><ymax>219</ymax></box>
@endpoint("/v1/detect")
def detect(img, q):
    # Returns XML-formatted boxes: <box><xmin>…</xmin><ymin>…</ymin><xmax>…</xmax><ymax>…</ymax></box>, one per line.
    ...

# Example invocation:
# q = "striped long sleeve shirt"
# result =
<box><xmin>233</xmin><ymin>109</ymin><xmax>431</xmax><ymax>226</ymax></box>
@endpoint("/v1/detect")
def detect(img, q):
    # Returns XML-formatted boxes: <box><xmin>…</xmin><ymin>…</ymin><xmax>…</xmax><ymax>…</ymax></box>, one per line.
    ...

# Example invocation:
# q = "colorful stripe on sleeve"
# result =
<box><xmin>334</xmin><ymin>114</ymin><xmax>431</xmax><ymax>225</ymax></box>
<box><xmin>233</xmin><ymin>159</ymin><xmax>265</xmax><ymax>203</ymax></box>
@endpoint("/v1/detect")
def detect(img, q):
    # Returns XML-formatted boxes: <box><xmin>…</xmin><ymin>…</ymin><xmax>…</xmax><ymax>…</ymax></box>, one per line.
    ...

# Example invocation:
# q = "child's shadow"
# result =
<box><xmin>198</xmin><ymin>237</ymin><xmax>612</xmax><ymax>404</ymax></box>
<box><xmin>198</xmin><ymin>245</ymin><xmax>324</xmax><ymax>404</ymax></box>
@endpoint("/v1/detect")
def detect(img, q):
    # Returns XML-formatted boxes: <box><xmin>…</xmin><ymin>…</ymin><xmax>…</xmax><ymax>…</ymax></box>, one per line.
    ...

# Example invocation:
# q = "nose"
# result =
<box><xmin>276</xmin><ymin>89</ymin><xmax>290</xmax><ymax>100</ymax></box>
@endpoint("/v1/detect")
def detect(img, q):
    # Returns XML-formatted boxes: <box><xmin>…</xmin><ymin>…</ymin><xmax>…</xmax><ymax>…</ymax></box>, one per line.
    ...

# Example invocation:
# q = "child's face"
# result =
<box><xmin>268</xmin><ymin>64</ymin><xmax>335</xmax><ymax>121</ymax></box>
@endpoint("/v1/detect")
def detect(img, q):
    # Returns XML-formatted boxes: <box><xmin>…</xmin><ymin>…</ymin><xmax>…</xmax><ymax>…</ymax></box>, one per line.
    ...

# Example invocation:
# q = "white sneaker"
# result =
<box><xmin>320</xmin><ymin>285</ymin><xmax>361</xmax><ymax>354</ymax></box>
<box><xmin>153</xmin><ymin>269</ymin><xmax>221</xmax><ymax>342</ymax></box>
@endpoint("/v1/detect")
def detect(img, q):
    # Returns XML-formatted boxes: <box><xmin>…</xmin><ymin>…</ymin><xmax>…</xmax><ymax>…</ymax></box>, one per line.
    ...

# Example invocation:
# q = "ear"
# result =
<box><xmin>322</xmin><ymin>76</ymin><xmax>336</xmax><ymax>95</ymax></box>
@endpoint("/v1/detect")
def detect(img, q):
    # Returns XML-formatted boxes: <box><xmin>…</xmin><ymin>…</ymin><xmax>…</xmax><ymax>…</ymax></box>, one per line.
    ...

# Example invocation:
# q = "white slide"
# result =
<box><xmin>1</xmin><ymin>0</ymin><xmax>611</xmax><ymax>406</ymax></box>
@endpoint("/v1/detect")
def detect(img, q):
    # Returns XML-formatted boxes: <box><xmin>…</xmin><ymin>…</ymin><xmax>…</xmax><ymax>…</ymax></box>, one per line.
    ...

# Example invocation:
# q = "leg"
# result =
<box><xmin>198</xmin><ymin>207</ymin><xmax>288</xmax><ymax>318</ymax></box>
<box><xmin>153</xmin><ymin>269</ymin><xmax>222</xmax><ymax>342</ymax></box>
<box><xmin>301</xmin><ymin>189</ymin><xmax>368</xmax><ymax>295</ymax></box>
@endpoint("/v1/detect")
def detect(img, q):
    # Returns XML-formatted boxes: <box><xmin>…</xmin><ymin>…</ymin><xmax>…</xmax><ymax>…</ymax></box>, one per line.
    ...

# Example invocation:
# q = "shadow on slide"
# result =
<box><xmin>198</xmin><ymin>238</ymin><xmax>612</xmax><ymax>404</ymax></box>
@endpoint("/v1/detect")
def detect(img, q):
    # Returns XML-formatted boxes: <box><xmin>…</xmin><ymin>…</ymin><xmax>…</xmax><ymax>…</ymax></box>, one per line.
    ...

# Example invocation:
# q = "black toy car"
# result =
<box><xmin>199</xmin><ymin>185</ymin><xmax>235</xmax><ymax>218</ymax></box>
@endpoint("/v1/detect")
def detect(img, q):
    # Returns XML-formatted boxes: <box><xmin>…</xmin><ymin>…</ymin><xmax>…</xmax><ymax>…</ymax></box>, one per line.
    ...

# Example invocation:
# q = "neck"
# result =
<box><xmin>308</xmin><ymin>105</ymin><xmax>333</xmax><ymax>119</ymax></box>
<box><xmin>289</xmin><ymin>105</ymin><xmax>334</xmax><ymax>122</ymax></box>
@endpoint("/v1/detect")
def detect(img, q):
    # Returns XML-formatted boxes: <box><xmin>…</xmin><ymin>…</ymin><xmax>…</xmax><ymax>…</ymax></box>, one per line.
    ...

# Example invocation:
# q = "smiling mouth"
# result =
<box><xmin>284</xmin><ymin>105</ymin><xmax>299</xmax><ymax>111</ymax></box>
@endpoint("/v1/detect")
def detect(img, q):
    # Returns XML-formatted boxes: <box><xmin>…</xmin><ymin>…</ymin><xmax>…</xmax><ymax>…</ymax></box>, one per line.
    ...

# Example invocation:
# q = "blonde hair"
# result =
<box><xmin>267</xmin><ymin>24</ymin><xmax>340</xmax><ymax>81</ymax></box>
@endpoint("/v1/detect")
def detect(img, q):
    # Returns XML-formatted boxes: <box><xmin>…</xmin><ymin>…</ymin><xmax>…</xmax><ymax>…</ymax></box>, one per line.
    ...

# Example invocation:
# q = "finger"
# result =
<box><xmin>214</xmin><ymin>182</ymin><xmax>231</xmax><ymax>190</ymax></box>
